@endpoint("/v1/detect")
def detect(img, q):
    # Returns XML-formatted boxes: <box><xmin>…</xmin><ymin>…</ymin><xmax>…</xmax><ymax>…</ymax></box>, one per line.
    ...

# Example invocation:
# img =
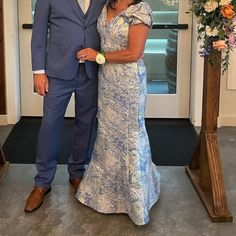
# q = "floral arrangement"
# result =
<box><xmin>189</xmin><ymin>0</ymin><xmax>236</xmax><ymax>72</ymax></box>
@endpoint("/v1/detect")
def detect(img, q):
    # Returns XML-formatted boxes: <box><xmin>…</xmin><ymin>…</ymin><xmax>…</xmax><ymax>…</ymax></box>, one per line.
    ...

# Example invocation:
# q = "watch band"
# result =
<box><xmin>100</xmin><ymin>51</ymin><xmax>106</xmax><ymax>59</ymax></box>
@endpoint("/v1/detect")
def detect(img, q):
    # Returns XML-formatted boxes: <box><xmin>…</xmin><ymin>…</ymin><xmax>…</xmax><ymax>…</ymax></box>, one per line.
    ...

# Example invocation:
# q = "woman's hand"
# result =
<box><xmin>77</xmin><ymin>48</ymin><xmax>98</xmax><ymax>62</ymax></box>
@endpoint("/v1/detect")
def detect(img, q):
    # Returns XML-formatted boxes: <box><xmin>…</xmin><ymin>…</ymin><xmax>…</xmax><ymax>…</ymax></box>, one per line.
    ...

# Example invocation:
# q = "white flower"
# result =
<box><xmin>219</xmin><ymin>0</ymin><xmax>232</xmax><ymax>6</ymax></box>
<box><xmin>205</xmin><ymin>25</ymin><xmax>219</xmax><ymax>36</ymax></box>
<box><xmin>204</xmin><ymin>1</ymin><xmax>218</xmax><ymax>12</ymax></box>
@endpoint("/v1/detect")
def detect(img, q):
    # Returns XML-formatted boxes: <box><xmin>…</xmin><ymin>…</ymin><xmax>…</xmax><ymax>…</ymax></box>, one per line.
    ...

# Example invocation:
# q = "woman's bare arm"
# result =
<box><xmin>77</xmin><ymin>23</ymin><xmax>150</xmax><ymax>63</ymax></box>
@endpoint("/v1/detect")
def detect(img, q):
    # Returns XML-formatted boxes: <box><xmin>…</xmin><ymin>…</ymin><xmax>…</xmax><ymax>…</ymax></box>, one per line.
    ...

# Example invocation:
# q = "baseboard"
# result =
<box><xmin>190</xmin><ymin>117</ymin><xmax>201</xmax><ymax>127</ymax></box>
<box><xmin>190</xmin><ymin>117</ymin><xmax>233</xmax><ymax>128</ymax></box>
<box><xmin>0</xmin><ymin>115</ymin><xmax>8</xmax><ymax>125</ymax></box>
<box><xmin>218</xmin><ymin>115</ymin><xmax>236</xmax><ymax>126</ymax></box>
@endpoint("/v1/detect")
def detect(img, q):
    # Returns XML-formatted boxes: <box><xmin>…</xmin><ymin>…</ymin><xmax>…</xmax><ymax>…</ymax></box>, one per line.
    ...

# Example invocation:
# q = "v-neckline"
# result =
<box><xmin>105</xmin><ymin>4</ymin><xmax>131</xmax><ymax>25</ymax></box>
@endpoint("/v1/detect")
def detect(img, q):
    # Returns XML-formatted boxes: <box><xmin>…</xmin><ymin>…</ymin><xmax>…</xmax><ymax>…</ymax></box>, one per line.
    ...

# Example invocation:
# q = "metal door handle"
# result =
<box><xmin>22</xmin><ymin>24</ymin><xmax>33</xmax><ymax>29</ymax></box>
<box><xmin>22</xmin><ymin>23</ymin><xmax>188</xmax><ymax>30</ymax></box>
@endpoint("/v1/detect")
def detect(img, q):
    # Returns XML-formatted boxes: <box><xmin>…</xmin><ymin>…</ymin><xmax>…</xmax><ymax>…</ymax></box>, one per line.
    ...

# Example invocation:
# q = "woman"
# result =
<box><xmin>76</xmin><ymin>0</ymin><xmax>160</xmax><ymax>225</ymax></box>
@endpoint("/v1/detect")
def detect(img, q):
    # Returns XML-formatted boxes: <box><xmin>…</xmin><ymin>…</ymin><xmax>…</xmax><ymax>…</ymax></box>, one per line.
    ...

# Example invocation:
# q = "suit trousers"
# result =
<box><xmin>34</xmin><ymin>64</ymin><xmax>98</xmax><ymax>188</ymax></box>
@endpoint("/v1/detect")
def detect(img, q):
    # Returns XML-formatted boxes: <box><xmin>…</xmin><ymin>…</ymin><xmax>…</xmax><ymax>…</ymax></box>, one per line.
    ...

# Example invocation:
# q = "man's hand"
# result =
<box><xmin>34</xmin><ymin>74</ymin><xmax>49</xmax><ymax>96</ymax></box>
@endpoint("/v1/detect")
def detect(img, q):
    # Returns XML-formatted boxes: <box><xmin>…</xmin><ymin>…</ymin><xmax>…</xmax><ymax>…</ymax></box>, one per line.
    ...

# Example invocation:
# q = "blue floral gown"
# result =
<box><xmin>76</xmin><ymin>2</ymin><xmax>160</xmax><ymax>225</ymax></box>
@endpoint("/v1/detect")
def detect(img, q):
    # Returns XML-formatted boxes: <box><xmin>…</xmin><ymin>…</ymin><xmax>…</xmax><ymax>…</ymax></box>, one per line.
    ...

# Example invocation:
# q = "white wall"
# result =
<box><xmin>2</xmin><ymin>0</ymin><xmax>20</xmax><ymax>125</ymax></box>
<box><xmin>189</xmin><ymin>21</ymin><xmax>204</xmax><ymax>127</ymax></box>
<box><xmin>219</xmin><ymin>52</ymin><xmax>236</xmax><ymax>126</ymax></box>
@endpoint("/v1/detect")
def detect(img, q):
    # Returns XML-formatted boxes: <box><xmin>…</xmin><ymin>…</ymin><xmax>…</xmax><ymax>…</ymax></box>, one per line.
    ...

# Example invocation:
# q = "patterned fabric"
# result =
<box><xmin>76</xmin><ymin>1</ymin><xmax>160</xmax><ymax>225</ymax></box>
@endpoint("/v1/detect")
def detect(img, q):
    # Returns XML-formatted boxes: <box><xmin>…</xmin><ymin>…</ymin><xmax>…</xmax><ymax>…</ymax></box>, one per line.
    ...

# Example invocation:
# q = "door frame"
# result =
<box><xmin>2</xmin><ymin>0</ymin><xmax>21</xmax><ymax>125</ymax></box>
<box><xmin>0</xmin><ymin>0</ymin><xmax>6</xmax><ymax>115</ymax></box>
<box><xmin>146</xmin><ymin>0</ymin><xmax>193</xmax><ymax>118</ymax></box>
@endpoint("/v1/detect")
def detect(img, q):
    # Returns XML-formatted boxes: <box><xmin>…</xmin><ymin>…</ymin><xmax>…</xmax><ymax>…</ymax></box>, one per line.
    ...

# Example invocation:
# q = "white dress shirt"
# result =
<box><xmin>78</xmin><ymin>0</ymin><xmax>90</xmax><ymax>13</ymax></box>
<box><xmin>33</xmin><ymin>0</ymin><xmax>91</xmax><ymax>74</ymax></box>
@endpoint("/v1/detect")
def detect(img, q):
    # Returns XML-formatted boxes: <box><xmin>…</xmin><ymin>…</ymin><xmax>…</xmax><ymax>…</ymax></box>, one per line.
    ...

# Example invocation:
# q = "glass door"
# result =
<box><xmin>18</xmin><ymin>0</ymin><xmax>192</xmax><ymax>117</ymax></box>
<box><xmin>144</xmin><ymin>0</ymin><xmax>192</xmax><ymax>117</ymax></box>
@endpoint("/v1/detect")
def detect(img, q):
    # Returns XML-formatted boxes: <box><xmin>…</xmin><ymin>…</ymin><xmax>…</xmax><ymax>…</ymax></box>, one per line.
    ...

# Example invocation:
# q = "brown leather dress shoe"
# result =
<box><xmin>24</xmin><ymin>186</ymin><xmax>51</xmax><ymax>213</ymax></box>
<box><xmin>69</xmin><ymin>177</ymin><xmax>82</xmax><ymax>192</ymax></box>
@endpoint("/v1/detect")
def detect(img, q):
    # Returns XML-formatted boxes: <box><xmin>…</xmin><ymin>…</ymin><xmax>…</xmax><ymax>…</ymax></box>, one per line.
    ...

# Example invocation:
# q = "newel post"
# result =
<box><xmin>186</xmin><ymin>51</ymin><xmax>233</xmax><ymax>222</ymax></box>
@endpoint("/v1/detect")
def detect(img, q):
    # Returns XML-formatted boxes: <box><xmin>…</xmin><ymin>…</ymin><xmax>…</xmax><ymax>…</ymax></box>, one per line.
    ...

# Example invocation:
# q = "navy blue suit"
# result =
<box><xmin>32</xmin><ymin>0</ymin><xmax>106</xmax><ymax>188</ymax></box>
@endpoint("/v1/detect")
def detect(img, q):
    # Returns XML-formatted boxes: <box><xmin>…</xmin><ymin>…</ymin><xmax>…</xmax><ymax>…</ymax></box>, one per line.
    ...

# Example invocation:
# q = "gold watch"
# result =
<box><xmin>96</xmin><ymin>51</ymin><xmax>106</xmax><ymax>64</ymax></box>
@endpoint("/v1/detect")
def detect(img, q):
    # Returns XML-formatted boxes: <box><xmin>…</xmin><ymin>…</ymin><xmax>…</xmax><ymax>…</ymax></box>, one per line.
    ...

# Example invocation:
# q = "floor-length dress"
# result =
<box><xmin>76</xmin><ymin>2</ymin><xmax>160</xmax><ymax>225</ymax></box>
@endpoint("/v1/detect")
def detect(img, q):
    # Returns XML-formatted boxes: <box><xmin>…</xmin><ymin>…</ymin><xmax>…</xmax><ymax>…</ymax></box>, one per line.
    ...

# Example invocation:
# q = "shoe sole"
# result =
<box><xmin>24</xmin><ymin>187</ymin><xmax>52</xmax><ymax>213</ymax></box>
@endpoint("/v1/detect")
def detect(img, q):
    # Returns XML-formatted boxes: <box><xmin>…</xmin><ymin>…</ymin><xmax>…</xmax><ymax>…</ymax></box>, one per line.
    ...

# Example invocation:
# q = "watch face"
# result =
<box><xmin>96</xmin><ymin>53</ymin><xmax>106</xmax><ymax>64</ymax></box>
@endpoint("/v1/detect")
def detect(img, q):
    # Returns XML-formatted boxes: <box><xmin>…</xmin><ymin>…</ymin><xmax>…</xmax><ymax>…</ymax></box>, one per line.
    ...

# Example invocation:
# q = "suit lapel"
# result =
<box><xmin>67</xmin><ymin>0</ymin><xmax>84</xmax><ymax>24</ymax></box>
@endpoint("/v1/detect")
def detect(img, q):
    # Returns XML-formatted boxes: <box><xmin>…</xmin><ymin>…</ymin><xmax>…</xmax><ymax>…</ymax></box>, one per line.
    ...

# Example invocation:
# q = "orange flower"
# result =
<box><xmin>213</xmin><ymin>40</ymin><xmax>228</xmax><ymax>51</ymax></box>
<box><xmin>221</xmin><ymin>5</ymin><xmax>236</xmax><ymax>19</ymax></box>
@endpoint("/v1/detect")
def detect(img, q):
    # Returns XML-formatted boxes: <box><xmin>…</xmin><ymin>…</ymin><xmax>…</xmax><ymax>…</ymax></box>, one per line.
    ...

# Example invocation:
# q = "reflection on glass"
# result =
<box><xmin>144</xmin><ymin>0</ymin><xmax>178</xmax><ymax>94</ymax></box>
<box><xmin>31</xmin><ymin>0</ymin><xmax>178</xmax><ymax>94</ymax></box>
<box><xmin>160</xmin><ymin>0</ymin><xmax>178</xmax><ymax>8</ymax></box>
<box><xmin>32</xmin><ymin>0</ymin><xmax>36</xmax><ymax>18</ymax></box>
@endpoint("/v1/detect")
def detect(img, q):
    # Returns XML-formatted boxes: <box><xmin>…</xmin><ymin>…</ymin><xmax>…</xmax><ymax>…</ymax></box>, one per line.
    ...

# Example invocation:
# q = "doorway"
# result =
<box><xmin>18</xmin><ymin>0</ymin><xmax>192</xmax><ymax>118</ymax></box>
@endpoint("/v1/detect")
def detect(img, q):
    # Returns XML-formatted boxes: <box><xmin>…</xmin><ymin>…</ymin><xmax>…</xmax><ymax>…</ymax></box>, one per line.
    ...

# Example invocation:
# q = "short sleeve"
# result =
<box><xmin>125</xmin><ymin>2</ymin><xmax>153</xmax><ymax>28</ymax></box>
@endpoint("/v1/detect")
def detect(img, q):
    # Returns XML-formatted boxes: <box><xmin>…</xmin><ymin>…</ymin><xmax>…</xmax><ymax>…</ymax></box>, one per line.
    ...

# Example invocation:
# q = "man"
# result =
<box><xmin>24</xmin><ymin>0</ymin><xmax>106</xmax><ymax>212</ymax></box>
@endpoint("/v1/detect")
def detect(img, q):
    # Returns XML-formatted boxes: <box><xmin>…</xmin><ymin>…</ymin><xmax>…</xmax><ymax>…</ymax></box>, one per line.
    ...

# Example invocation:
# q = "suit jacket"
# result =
<box><xmin>31</xmin><ymin>0</ymin><xmax>106</xmax><ymax>79</ymax></box>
